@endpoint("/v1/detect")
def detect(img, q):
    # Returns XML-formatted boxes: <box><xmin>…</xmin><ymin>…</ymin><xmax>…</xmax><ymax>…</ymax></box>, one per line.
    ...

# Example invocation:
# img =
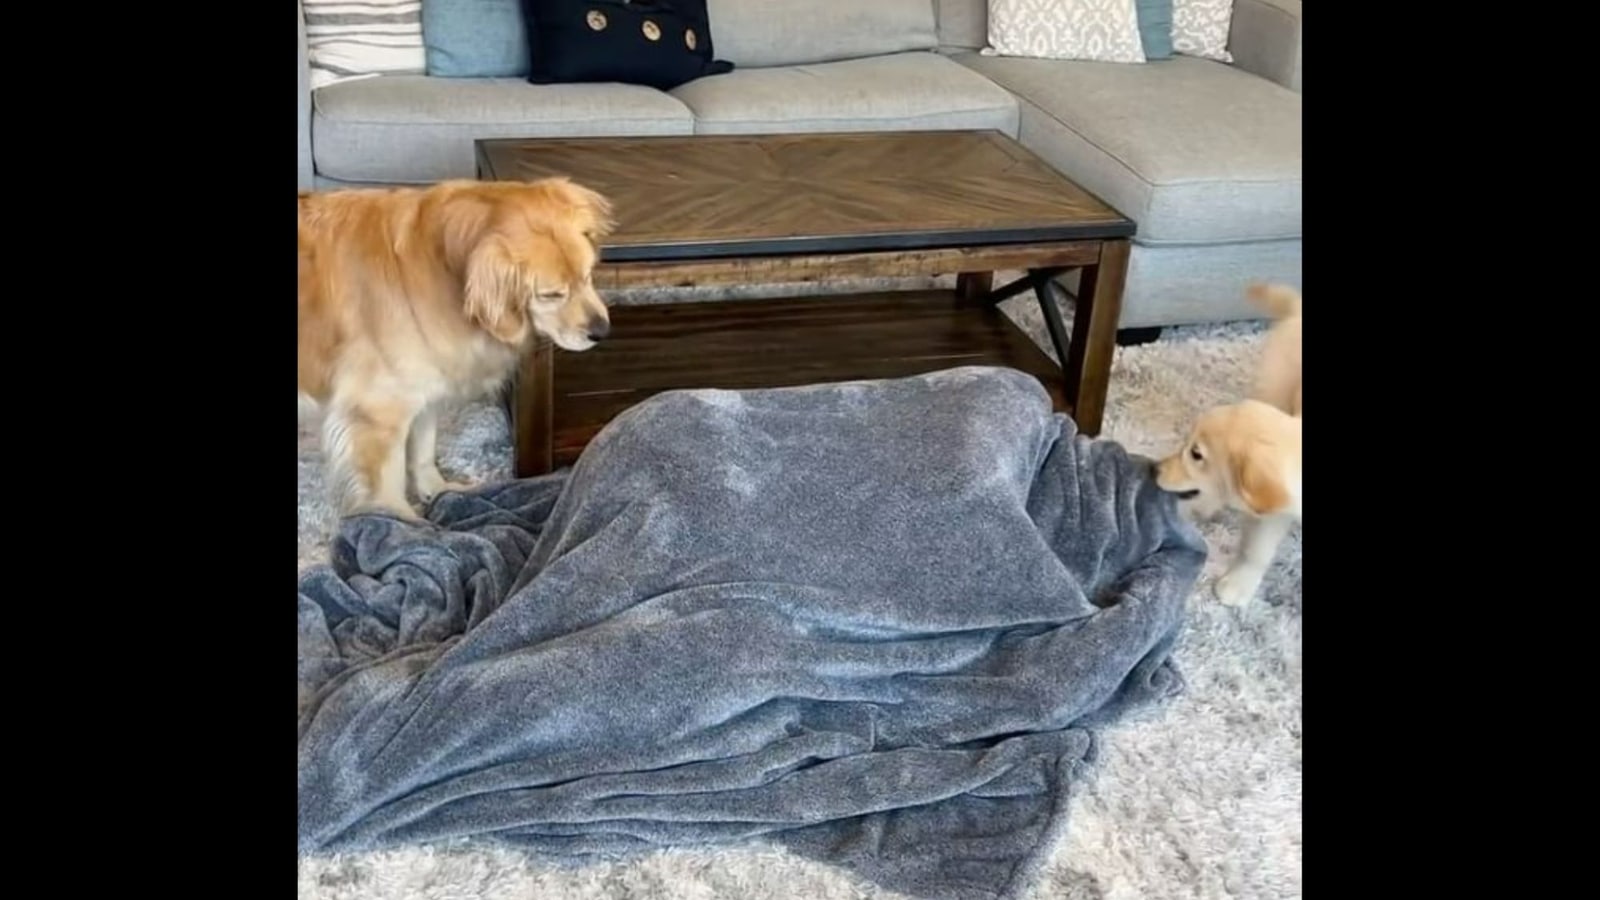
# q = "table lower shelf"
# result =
<box><xmin>533</xmin><ymin>289</ymin><xmax>1070</xmax><ymax>470</ymax></box>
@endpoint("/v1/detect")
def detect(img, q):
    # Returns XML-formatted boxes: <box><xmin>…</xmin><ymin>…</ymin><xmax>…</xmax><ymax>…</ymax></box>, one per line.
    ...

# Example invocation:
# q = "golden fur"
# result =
<box><xmin>1246</xmin><ymin>283</ymin><xmax>1302</xmax><ymax>418</ymax></box>
<box><xmin>298</xmin><ymin>178</ymin><xmax>614</xmax><ymax>518</ymax></box>
<box><xmin>1155</xmin><ymin>283</ymin><xmax>1303</xmax><ymax>605</ymax></box>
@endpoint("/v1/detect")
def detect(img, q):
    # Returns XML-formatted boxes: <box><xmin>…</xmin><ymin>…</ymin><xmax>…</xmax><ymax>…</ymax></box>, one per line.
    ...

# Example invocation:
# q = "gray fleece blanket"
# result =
<box><xmin>297</xmin><ymin>366</ymin><xmax>1206</xmax><ymax>900</ymax></box>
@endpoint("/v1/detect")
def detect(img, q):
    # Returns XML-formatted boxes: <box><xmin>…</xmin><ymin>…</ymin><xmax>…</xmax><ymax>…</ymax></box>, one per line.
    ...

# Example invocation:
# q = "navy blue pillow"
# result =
<box><xmin>521</xmin><ymin>0</ymin><xmax>733</xmax><ymax>90</ymax></box>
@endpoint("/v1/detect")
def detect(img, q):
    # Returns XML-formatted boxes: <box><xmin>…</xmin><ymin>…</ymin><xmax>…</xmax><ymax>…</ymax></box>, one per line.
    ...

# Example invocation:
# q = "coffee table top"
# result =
<box><xmin>475</xmin><ymin>131</ymin><xmax>1134</xmax><ymax>262</ymax></box>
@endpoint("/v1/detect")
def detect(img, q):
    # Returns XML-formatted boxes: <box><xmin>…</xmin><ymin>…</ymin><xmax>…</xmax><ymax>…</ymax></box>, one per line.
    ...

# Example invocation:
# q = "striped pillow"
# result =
<box><xmin>304</xmin><ymin>0</ymin><xmax>427</xmax><ymax>90</ymax></box>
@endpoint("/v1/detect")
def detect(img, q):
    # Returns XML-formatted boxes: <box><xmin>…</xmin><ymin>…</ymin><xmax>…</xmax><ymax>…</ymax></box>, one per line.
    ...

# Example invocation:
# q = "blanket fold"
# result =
<box><xmin>297</xmin><ymin>366</ymin><xmax>1206</xmax><ymax>900</ymax></box>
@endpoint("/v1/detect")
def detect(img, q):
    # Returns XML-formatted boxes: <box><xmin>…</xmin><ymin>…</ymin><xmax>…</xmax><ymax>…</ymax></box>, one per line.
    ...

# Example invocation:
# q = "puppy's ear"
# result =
<box><xmin>1230</xmin><ymin>443</ymin><xmax>1291</xmax><ymax>515</ymax></box>
<box><xmin>463</xmin><ymin>236</ymin><xmax>530</xmax><ymax>345</ymax></box>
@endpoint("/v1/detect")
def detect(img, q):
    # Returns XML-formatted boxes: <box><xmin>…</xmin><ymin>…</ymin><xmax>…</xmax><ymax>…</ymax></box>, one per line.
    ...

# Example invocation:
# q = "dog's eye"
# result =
<box><xmin>536</xmin><ymin>291</ymin><xmax>568</xmax><ymax>302</ymax></box>
<box><xmin>1189</xmin><ymin>445</ymin><xmax>1204</xmax><ymax>462</ymax></box>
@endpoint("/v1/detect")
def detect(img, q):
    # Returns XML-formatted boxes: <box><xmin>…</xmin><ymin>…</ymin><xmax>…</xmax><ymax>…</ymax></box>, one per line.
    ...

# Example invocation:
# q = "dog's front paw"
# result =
<box><xmin>414</xmin><ymin>469</ymin><xmax>476</xmax><ymax>502</ymax></box>
<box><xmin>1213</xmin><ymin>568</ymin><xmax>1262</xmax><ymax>607</ymax></box>
<box><xmin>351</xmin><ymin>496</ymin><xmax>426</xmax><ymax>523</ymax></box>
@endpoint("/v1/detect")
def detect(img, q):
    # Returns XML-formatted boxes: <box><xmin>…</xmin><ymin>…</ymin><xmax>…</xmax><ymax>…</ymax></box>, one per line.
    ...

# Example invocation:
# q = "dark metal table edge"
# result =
<box><xmin>594</xmin><ymin>224</ymin><xmax>1136</xmax><ymax>263</ymax></box>
<box><xmin>474</xmin><ymin>128</ymin><xmax>1017</xmax><ymax>153</ymax></box>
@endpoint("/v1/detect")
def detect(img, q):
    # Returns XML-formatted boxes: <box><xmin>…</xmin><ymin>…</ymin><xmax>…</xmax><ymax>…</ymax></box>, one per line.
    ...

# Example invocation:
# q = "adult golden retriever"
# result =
<box><xmin>298</xmin><ymin>178</ymin><xmax>614</xmax><ymax>518</ymax></box>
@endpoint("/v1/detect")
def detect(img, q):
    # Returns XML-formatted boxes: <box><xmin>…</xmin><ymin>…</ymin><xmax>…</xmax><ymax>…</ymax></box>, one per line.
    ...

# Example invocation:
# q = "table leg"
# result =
<box><xmin>1061</xmin><ymin>239</ymin><xmax>1129</xmax><ymax>436</ymax></box>
<box><xmin>956</xmin><ymin>272</ymin><xmax>993</xmax><ymax>305</ymax></box>
<box><xmin>1031</xmin><ymin>274</ymin><xmax>1074</xmax><ymax>379</ymax></box>
<box><xmin>511</xmin><ymin>337</ymin><xmax>555</xmax><ymax>477</ymax></box>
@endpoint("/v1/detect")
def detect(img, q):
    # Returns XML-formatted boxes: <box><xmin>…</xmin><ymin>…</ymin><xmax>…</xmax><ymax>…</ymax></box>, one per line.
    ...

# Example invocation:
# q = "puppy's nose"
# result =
<box><xmin>588</xmin><ymin>319</ymin><xmax>611</xmax><ymax>342</ymax></box>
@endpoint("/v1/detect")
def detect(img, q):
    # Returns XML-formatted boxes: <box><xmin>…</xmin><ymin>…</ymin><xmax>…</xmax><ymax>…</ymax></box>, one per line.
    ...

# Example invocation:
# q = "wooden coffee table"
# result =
<box><xmin>476</xmin><ymin>131</ymin><xmax>1135</xmax><ymax>476</ymax></box>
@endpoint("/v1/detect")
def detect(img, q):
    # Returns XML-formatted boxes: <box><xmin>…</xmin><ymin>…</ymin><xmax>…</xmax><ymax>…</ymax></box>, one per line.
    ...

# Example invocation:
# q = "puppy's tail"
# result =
<box><xmin>1246</xmin><ymin>283</ymin><xmax>1301</xmax><ymax>320</ymax></box>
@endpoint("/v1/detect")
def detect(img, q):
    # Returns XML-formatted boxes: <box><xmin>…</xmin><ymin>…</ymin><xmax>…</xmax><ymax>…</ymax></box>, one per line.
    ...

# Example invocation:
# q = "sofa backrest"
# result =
<box><xmin>707</xmin><ymin>0</ymin><xmax>938</xmax><ymax>68</ymax></box>
<box><xmin>934</xmin><ymin>0</ymin><xmax>988</xmax><ymax>50</ymax></box>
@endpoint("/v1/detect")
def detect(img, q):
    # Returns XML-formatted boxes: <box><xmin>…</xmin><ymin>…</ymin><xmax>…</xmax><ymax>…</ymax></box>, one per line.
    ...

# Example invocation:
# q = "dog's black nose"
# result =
<box><xmin>588</xmin><ymin>319</ymin><xmax>611</xmax><ymax>342</ymax></box>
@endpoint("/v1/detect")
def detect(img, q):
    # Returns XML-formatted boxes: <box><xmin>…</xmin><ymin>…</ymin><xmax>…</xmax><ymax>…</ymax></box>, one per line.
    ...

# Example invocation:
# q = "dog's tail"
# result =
<box><xmin>1246</xmin><ymin>283</ymin><xmax>1301</xmax><ymax>320</ymax></box>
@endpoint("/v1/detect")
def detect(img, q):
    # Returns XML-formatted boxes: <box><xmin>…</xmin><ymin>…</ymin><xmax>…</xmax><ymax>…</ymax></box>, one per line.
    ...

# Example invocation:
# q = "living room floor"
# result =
<box><xmin>297</xmin><ymin>284</ymin><xmax>1301</xmax><ymax>900</ymax></box>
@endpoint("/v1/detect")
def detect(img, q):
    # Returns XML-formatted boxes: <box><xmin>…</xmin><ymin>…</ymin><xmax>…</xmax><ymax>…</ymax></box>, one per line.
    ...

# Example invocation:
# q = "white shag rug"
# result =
<box><xmin>297</xmin><ymin>280</ymin><xmax>1302</xmax><ymax>900</ymax></box>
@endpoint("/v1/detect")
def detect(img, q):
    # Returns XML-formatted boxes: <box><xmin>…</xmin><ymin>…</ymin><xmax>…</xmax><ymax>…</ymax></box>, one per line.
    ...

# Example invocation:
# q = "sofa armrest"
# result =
<box><xmin>298</xmin><ymin>0</ymin><xmax>314</xmax><ymax>189</ymax></box>
<box><xmin>1229</xmin><ymin>0</ymin><xmax>1301</xmax><ymax>93</ymax></box>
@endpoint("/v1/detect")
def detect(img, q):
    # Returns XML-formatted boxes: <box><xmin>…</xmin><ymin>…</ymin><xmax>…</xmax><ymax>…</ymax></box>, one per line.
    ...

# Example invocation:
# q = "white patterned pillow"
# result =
<box><xmin>303</xmin><ymin>0</ymin><xmax>427</xmax><ymax>90</ymax></box>
<box><xmin>985</xmin><ymin>0</ymin><xmax>1147</xmax><ymax>64</ymax></box>
<box><xmin>1172</xmin><ymin>0</ymin><xmax>1234</xmax><ymax>62</ymax></box>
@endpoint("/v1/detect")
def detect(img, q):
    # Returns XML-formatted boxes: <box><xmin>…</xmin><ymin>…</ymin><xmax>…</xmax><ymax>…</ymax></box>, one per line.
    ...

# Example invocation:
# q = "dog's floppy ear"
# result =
<box><xmin>434</xmin><ymin>186</ymin><xmax>532</xmax><ymax>345</ymax></box>
<box><xmin>463</xmin><ymin>236</ymin><xmax>530</xmax><ymax>345</ymax></box>
<box><xmin>436</xmin><ymin>185</ymin><xmax>496</xmax><ymax>269</ymax></box>
<box><xmin>540</xmin><ymin>177</ymin><xmax>616</xmax><ymax>241</ymax></box>
<box><xmin>1230</xmin><ymin>442</ymin><xmax>1291</xmax><ymax>516</ymax></box>
<box><xmin>574</xmin><ymin>182</ymin><xmax>616</xmax><ymax>241</ymax></box>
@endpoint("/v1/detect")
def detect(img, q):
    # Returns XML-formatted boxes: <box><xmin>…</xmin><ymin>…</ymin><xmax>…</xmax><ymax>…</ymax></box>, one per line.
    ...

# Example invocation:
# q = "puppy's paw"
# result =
<box><xmin>1213</xmin><ymin>568</ymin><xmax>1262</xmax><ymax>607</ymax></box>
<box><xmin>414</xmin><ymin>468</ymin><xmax>476</xmax><ymax>502</ymax></box>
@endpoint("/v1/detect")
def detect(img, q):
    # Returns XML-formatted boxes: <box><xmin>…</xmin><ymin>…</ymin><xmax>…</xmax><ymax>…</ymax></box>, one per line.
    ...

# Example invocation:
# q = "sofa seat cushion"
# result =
<box><xmin>671</xmin><ymin>52</ymin><xmax>1018</xmax><ymax>137</ymax></box>
<box><xmin>956</xmin><ymin>53</ymin><xmax>1300</xmax><ymax>244</ymax></box>
<box><xmin>312</xmin><ymin>76</ymin><xmax>695</xmax><ymax>183</ymax></box>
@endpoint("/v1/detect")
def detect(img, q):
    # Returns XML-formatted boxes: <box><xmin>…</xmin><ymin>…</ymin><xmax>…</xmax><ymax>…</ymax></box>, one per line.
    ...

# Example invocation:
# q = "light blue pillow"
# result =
<box><xmin>1135</xmin><ymin>0</ymin><xmax>1174</xmax><ymax>60</ymax></box>
<box><xmin>423</xmin><ymin>0</ymin><xmax>531</xmax><ymax>77</ymax></box>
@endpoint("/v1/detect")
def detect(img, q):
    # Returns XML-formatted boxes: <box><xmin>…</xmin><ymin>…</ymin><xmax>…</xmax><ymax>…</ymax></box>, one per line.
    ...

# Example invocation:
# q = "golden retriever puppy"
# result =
<box><xmin>1155</xmin><ymin>400</ymin><xmax>1301</xmax><ymax>605</ymax></box>
<box><xmin>1154</xmin><ymin>283</ymin><xmax>1303</xmax><ymax>605</ymax></box>
<box><xmin>298</xmin><ymin>178</ymin><xmax>614</xmax><ymax>519</ymax></box>
<box><xmin>1247</xmin><ymin>283</ymin><xmax>1302</xmax><ymax>417</ymax></box>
